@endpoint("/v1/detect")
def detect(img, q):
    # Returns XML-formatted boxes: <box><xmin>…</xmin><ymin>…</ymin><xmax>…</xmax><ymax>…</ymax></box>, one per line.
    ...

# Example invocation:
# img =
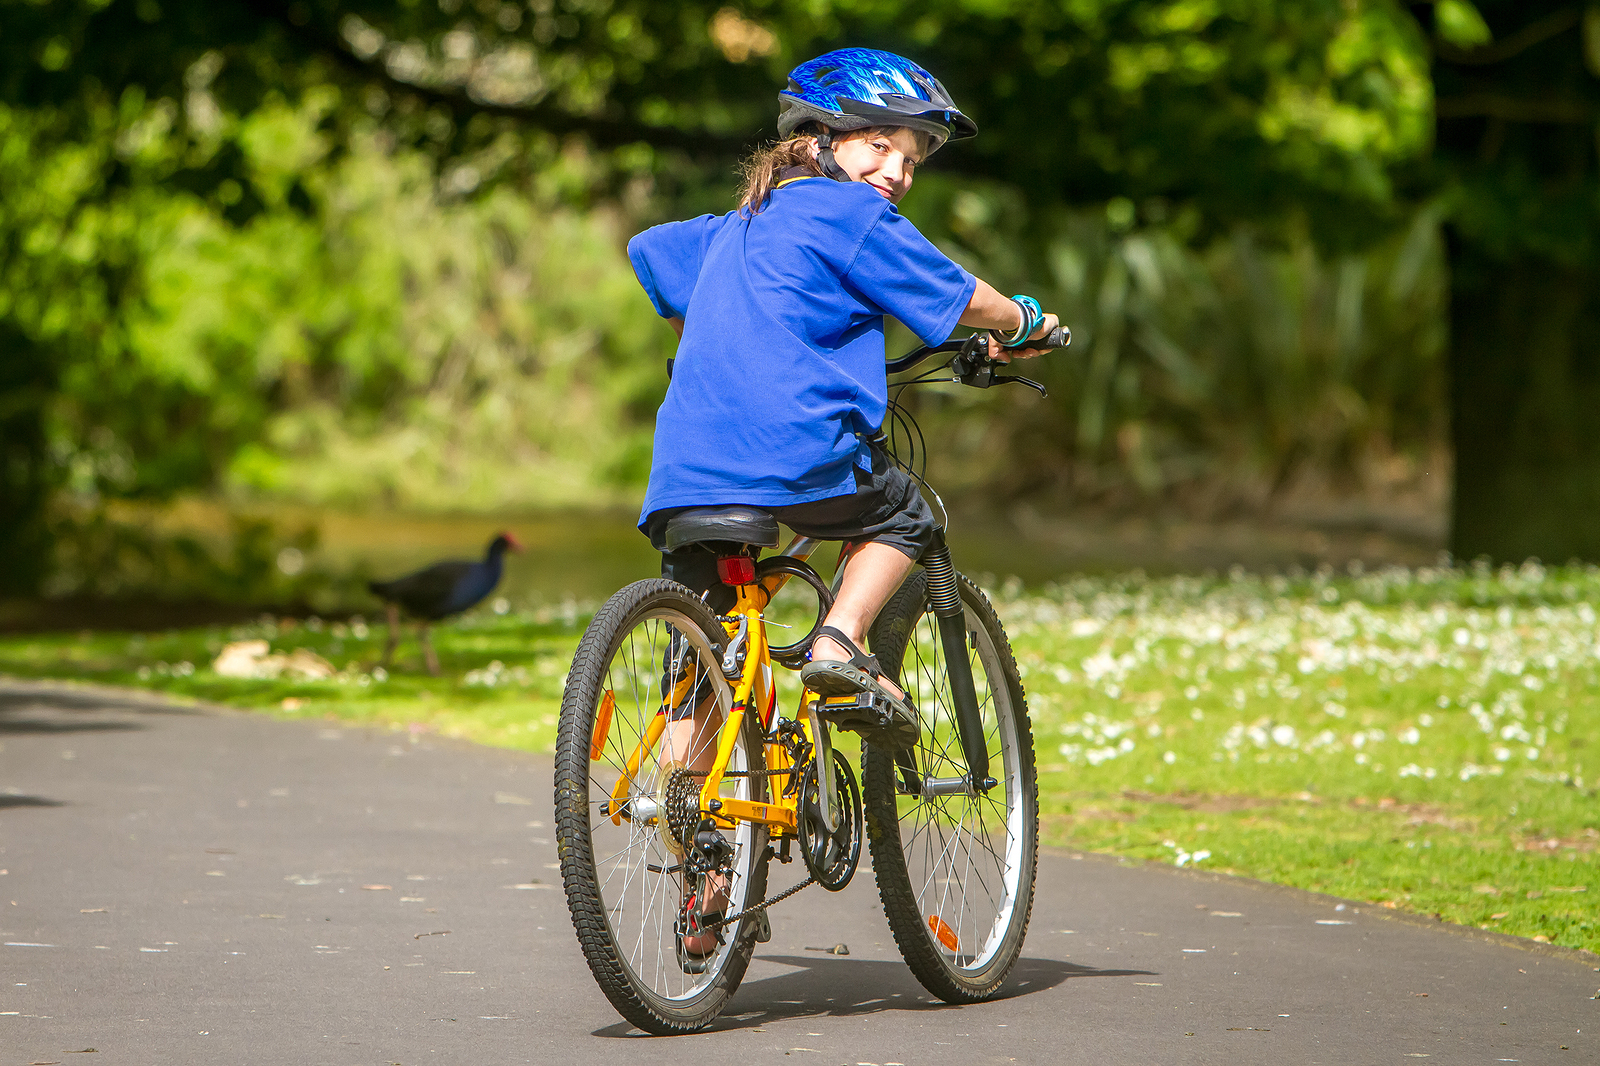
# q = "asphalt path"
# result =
<box><xmin>1</xmin><ymin>679</ymin><xmax>1595</xmax><ymax>1065</ymax></box>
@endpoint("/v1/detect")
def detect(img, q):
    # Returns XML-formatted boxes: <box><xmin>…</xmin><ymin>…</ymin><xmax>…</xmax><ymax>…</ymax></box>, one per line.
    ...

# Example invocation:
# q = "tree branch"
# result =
<box><xmin>1435</xmin><ymin>93</ymin><xmax>1597</xmax><ymax>123</ymax></box>
<box><xmin>237</xmin><ymin>0</ymin><xmax>753</xmax><ymax>156</ymax></box>
<box><xmin>1435</xmin><ymin>7</ymin><xmax>1582</xmax><ymax>66</ymax></box>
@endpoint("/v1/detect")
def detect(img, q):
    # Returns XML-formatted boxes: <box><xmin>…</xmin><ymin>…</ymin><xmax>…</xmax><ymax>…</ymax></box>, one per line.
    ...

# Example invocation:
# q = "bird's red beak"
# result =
<box><xmin>502</xmin><ymin>532</ymin><xmax>525</xmax><ymax>553</ymax></box>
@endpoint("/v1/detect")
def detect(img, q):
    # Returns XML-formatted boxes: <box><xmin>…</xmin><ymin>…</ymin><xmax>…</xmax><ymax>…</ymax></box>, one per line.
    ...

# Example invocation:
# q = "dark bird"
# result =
<box><xmin>367</xmin><ymin>532</ymin><xmax>523</xmax><ymax>675</ymax></box>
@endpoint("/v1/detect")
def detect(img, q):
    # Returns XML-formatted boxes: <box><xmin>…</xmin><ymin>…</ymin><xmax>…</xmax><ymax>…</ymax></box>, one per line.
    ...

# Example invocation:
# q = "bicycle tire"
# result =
<box><xmin>863</xmin><ymin>570</ymin><xmax>1038</xmax><ymax>1002</ymax></box>
<box><xmin>555</xmin><ymin>578</ymin><xmax>770</xmax><ymax>1034</ymax></box>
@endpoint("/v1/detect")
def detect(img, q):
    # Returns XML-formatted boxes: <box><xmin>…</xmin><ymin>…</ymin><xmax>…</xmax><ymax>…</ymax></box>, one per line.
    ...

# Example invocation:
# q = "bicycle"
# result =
<box><xmin>554</xmin><ymin>326</ymin><xmax>1067</xmax><ymax>1033</ymax></box>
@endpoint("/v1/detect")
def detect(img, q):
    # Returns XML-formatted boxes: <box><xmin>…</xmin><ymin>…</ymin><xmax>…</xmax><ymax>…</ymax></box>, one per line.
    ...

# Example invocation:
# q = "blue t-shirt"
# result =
<box><xmin>628</xmin><ymin>177</ymin><xmax>976</xmax><ymax>528</ymax></box>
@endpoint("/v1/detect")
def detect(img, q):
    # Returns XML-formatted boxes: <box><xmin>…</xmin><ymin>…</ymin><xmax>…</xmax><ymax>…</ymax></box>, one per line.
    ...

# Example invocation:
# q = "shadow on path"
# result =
<box><xmin>0</xmin><ymin>683</ymin><xmax>198</xmax><ymax>734</ymax></box>
<box><xmin>0</xmin><ymin>794</ymin><xmax>66</xmax><ymax>809</ymax></box>
<box><xmin>592</xmin><ymin>954</ymin><xmax>1156</xmax><ymax>1037</ymax></box>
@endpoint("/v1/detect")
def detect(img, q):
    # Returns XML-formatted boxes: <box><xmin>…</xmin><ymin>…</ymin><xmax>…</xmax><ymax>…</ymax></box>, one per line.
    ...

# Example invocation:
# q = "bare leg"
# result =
<box><xmin>809</xmin><ymin>541</ymin><xmax>915</xmax><ymax>699</ymax></box>
<box><xmin>381</xmin><ymin>603</ymin><xmax>400</xmax><ymax>668</ymax></box>
<box><xmin>662</xmin><ymin>694</ymin><xmax>721</xmax><ymax>772</ymax></box>
<box><xmin>421</xmin><ymin>623</ymin><xmax>439</xmax><ymax>676</ymax></box>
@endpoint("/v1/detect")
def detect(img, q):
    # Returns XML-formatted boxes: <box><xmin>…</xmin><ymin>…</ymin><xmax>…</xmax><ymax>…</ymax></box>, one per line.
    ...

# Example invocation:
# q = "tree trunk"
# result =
<box><xmin>0</xmin><ymin>326</ymin><xmax>57</xmax><ymax>596</ymax></box>
<box><xmin>1449</xmin><ymin>251</ymin><xmax>1600</xmax><ymax>563</ymax></box>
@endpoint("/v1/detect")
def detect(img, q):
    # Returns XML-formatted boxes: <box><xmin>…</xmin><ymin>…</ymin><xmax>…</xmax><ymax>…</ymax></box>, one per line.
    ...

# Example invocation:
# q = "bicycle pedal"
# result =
<box><xmin>755</xmin><ymin>911</ymin><xmax>772</xmax><ymax>943</ymax></box>
<box><xmin>810</xmin><ymin>692</ymin><xmax>893</xmax><ymax>728</ymax></box>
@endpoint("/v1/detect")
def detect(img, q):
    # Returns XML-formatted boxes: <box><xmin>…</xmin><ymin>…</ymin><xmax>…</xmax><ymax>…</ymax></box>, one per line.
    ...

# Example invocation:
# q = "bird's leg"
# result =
<box><xmin>381</xmin><ymin>603</ymin><xmax>400</xmax><ymax>669</ymax></box>
<box><xmin>421</xmin><ymin>623</ymin><xmax>440</xmax><ymax>676</ymax></box>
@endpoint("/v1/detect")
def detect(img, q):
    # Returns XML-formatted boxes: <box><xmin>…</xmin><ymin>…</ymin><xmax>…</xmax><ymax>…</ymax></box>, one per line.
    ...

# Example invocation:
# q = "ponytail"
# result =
<box><xmin>736</xmin><ymin>135</ymin><xmax>822</xmax><ymax>216</ymax></box>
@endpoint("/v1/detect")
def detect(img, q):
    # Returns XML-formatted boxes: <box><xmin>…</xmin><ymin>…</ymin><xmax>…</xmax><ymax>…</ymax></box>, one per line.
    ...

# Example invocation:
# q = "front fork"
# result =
<box><xmin>922</xmin><ymin>529</ymin><xmax>993</xmax><ymax>792</ymax></box>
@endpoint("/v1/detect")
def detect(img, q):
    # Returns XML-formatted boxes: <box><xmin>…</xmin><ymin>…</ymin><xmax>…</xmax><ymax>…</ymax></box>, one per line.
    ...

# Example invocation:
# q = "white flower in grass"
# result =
<box><xmin>1271</xmin><ymin>724</ymin><xmax>1297</xmax><ymax>746</ymax></box>
<box><xmin>1399</xmin><ymin>727</ymin><xmax>1421</xmax><ymax>745</ymax></box>
<box><xmin>1163</xmin><ymin>841</ymin><xmax>1211</xmax><ymax>867</ymax></box>
<box><xmin>1493</xmin><ymin>746</ymin><xmax>1511</xmax><ymax>762</ymax></box>
<box><xmin>1163</xmin><ymin>751</ymin><xmax>1177</xmax><ymax>764</ymax></box>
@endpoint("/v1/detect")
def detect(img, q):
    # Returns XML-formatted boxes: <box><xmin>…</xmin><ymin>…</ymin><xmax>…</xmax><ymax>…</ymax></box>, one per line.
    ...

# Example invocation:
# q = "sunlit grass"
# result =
<box><xmin>1001</xmin><ymin>559</ymin><xmax>1599</xmax><ymax>953</ymax></box>
<box><xmin>0</xmin><ymin>605</ymin><xmax>585</xmax><ymax>752</ymax></box>
<box><xmin>2</xmin><ymin>559</ymin><xmax>1596</xmax><ymax>954</ymax></box>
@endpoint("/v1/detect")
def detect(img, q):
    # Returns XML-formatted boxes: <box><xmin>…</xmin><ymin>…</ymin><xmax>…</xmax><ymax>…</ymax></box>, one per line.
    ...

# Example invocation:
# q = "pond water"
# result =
<box><xmin>155</xmin><ymin>499</ymin><xmax>1443</xmax><ymax>609</ymax></box>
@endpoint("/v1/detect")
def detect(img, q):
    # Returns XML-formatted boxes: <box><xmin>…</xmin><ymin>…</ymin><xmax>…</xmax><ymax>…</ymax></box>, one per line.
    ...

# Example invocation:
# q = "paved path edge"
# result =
<box><xmin>1049</xmin><ymin>845</ymin><xmax>1600</xmax><ymax>967</ymax></box>
<box><xmin>9</xmin><ymin>672</ymin><xmax>1596</xmax><ymax>970</ymax></box>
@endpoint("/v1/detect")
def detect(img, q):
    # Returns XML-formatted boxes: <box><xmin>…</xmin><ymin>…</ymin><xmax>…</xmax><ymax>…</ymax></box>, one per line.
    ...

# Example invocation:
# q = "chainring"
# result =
<box><xmin>797</xmin><ymin>748</ymin><xmax>862</xmax><ymax>891</ymax></box>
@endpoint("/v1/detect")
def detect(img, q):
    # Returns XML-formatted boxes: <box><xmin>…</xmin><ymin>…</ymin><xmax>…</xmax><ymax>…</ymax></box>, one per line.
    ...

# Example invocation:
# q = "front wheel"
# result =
<box><xmin>863</xmin><ymin>570</ymin><xmax>1038</xmax><ymax>1002</ymax></box>
<box><xmin>554</xmin><ymin>579</ymin><xmax>769</xmax><ymax>1034</ymax></box>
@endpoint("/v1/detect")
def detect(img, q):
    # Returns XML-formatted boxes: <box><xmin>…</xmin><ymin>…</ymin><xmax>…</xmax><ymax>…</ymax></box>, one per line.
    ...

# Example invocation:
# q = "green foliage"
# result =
<box><xmin>895</xmin><ymin>180</ymin><xmax>1448</xmax><ymax>508</ymax></box>
<box><xmin>5</xmin><ymin>0</ymin><xmax>1596</xmax><ymax>586</ymax></box>
<box><xmin>41</xmin><ymin>502</ymin><xmax>369</xmax><ymax>610</ymax></box>
<box><xmin>1434</xmin><ymin>0</ymin><xmax>1493</xmax><ymax>49</ymax></box>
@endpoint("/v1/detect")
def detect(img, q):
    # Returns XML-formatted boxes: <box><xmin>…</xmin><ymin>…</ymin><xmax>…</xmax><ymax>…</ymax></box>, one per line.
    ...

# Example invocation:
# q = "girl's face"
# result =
<box><xmin>820</xmin><ymin>127</ymin><xmax>925</xmax><ymax>204</ymax></box>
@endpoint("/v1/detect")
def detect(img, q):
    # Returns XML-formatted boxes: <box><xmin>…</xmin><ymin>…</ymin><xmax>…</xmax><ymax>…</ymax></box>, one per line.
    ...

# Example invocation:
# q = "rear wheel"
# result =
<box><xmin>555</xmin><ymin>579</ymin><xmax>769</xmax><ymax>1034</ymax></box>
<box><xmin>863</xmin><ymin>570</ymin><xmax>1038</xmax><ymax>1002</ymax></box>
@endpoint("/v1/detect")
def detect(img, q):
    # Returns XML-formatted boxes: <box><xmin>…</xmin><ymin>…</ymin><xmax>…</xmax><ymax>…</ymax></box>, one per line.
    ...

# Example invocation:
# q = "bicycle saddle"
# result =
<box><xmin>663</xmin><ymin>506</ymin><xmax>781</xmax><ymax>552</ymax></box>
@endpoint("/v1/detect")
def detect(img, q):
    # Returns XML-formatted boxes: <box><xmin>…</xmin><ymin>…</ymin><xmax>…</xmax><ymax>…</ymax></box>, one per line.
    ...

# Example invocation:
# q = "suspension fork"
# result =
<box><xmin>922</xmin><ymin>528</ymin><xmax>993</xmax><ymax>792</ymax></box>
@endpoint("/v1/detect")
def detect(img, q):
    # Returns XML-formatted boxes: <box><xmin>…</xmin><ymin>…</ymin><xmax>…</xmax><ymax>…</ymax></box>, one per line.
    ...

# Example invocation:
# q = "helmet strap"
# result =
<box><xmin>813</xmin><ymin>129</ymin><xmax>853</xmax><ymax>183</ymax></box>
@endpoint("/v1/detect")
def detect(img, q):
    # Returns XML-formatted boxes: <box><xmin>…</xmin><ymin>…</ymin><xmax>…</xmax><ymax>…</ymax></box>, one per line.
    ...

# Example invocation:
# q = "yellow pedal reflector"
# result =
<box><xmin>590</xmin><ymin>690</ymin><xmax>615</xmax><ymax>761</ymax></box>
<box><xmin>928</xmin><ymin>915</ymin><xmax>959</xmax><ymax>953</ymax></box>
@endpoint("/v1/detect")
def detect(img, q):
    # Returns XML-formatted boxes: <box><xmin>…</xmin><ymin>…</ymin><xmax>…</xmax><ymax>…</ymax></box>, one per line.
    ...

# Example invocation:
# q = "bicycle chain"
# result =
<box><xmin>704</xmin><ymin>874</ymin><xmax>817</xmax><ymax>932</ymax></box>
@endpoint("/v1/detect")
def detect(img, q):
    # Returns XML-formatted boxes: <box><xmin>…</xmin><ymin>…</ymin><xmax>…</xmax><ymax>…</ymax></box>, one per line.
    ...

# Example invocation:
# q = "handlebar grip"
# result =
<box><xmin>1018</xmin><ymin>325</ymin><xmax>1070</xmax><ymax>351</ymax></box>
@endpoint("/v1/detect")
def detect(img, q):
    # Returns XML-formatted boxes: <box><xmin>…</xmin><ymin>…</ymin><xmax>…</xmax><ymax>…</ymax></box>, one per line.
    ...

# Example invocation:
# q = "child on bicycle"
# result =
<box><xmin>628</xmin><ymin>52</ymin><xmax>1058</xmax><ymax>957</ymax></box>
<box><xmin>629</xmin><ymin>48</ymin><xmax>1059</xmax><ymax>760</ymax></box>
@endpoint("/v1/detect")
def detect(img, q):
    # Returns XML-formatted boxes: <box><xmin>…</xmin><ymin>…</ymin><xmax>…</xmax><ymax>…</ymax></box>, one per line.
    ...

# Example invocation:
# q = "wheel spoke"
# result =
<box><xmin>865</xmin><ymin>573</ymin><xmax>1036</xmax><ymax>997</ymax></box>
<box><xmin>555</xmin><ymin>583</ymin><xmax>770</xmax><ymax>1032</ymax></box>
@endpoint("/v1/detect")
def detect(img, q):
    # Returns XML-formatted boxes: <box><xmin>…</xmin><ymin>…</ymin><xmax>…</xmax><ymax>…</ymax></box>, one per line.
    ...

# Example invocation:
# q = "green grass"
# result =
<box><xmin>3</xmin><ymin>560</ymin><xmax>1597</xmax><ymax>954</ymax></box>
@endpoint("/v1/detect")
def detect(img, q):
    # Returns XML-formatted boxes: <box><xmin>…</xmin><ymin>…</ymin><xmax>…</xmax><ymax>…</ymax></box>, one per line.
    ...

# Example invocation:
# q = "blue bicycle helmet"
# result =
<box><xmin>778</xmin><ymin>48</ymin><xmax>978</xmax><ymax>154</ymax></box>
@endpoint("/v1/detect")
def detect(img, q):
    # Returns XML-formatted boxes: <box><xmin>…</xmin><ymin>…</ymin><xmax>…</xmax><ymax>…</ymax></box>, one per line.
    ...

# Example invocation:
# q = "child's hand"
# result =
<box><xmin>992</xmin><ymin>312</ymin><xmax>1061</xmax><ymax>363</ymax></box>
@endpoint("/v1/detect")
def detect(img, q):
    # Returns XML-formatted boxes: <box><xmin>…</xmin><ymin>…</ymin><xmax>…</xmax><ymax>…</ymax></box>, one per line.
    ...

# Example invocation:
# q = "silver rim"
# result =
<box><xmin>584</xmin><ymin>608</ymin><xmax>761</xmax><ymax>1003</ymax></box>
<box><xmin>894</xmin><ymin>604</ymin><xmax>1024</xmax><ymax>975</ymax></box>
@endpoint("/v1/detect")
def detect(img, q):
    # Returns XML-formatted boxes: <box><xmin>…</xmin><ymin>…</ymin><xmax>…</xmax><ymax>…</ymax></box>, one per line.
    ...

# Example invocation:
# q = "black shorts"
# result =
<box><xmin>644</xmin><ymin>443</ymin><xmax>936</xmax><ymax>611</ymax></box>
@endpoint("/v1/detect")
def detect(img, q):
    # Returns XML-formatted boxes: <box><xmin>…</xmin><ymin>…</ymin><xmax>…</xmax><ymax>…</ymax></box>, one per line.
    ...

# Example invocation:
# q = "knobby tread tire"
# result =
<box><xmin>863</xmin><ymin>570</ymin><xmax>1039</xmax><ymax>1003</ymax></box>
<box><xmin>554</xmin><ymin>578</ymin><xmax>769</xmax><ymax>1034</ymax></box>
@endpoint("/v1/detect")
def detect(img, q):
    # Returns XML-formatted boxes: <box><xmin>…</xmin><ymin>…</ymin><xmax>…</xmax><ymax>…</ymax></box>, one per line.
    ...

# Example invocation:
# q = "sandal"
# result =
<box><xmin>801</xmin><ymin>626</ymin><xmax>919</xmax><ymax>750</ymax></box>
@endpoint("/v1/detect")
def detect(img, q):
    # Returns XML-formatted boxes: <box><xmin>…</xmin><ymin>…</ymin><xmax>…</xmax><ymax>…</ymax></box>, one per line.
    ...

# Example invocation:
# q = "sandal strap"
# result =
<box><xmin>811</xmin><ymin>625</ymin><xmax>880</xmax><ymax>677</ymax></box>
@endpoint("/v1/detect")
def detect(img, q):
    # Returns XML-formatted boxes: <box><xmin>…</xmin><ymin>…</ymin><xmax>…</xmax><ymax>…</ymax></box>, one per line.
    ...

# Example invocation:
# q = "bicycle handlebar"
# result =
<box><xmin>887</xmin><ymin>325</ymin><xmax>1071</xmax><ymax>396</ymax></box>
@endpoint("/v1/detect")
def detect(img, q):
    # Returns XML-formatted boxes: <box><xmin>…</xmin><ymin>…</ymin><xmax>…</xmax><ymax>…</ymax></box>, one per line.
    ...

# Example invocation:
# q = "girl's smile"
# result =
<box><xmin>817</xmin><ymin>127</ymin><xmax>926</xmax><ymax>204</ymax></box>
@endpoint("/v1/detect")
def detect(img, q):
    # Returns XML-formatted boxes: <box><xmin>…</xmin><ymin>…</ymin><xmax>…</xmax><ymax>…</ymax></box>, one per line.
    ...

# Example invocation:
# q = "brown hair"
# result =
<box><xmin>736</xmin><ymin>134</ymin><xmax>823</xmax><ymax>216</ymax></box>
<box><xmin>736</xmin><ymin>126</ymin><xmax>932</xmax><ymax>216</ymax></box>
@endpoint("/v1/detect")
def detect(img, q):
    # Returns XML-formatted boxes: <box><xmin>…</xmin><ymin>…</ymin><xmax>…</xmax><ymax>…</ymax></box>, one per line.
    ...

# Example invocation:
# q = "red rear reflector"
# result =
<box><xmin>717</xmin><ymin>556</ymin><xmax>756</xmax><ymax>585</ymax></box>
<box><xmin>928</xmin><ymin>915</ymin><xmax>959</xmax><ymax>952</ymax></box>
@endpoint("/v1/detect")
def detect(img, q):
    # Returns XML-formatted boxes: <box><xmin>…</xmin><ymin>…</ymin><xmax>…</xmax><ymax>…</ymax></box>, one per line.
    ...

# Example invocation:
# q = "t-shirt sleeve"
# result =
<box><xmin>627</xmin><ymin>215</ymin><xmax>721</xmax><ymax>320</ymax></box>
<box><xmin>844</xmin><ymin>207</ymin><xmax>977</xmax><ymax>346</ymax></box>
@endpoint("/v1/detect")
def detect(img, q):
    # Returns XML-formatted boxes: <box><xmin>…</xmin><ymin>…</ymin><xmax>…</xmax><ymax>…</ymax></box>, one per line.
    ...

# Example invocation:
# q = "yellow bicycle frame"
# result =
<box><xmin>602</xmin><ymin>535</ymin><xmax>834</xmax><ymax>838</ymax></box>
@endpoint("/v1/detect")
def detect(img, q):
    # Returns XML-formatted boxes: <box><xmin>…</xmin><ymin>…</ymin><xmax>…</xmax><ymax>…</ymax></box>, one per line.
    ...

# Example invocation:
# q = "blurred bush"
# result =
<box><xmin>42</xmin><ymin>502</ymin><xmax>366</xmax><ymax>613</ymax></box>
<box><xmin>895</xmin><ymin>179</ymin><xmax>1448</xmax><ymax>518</ymax></box>
<box><xmin>56</xmin><ymin>96</ymin><xmax>671</xmax><ymax>516</ymax></box>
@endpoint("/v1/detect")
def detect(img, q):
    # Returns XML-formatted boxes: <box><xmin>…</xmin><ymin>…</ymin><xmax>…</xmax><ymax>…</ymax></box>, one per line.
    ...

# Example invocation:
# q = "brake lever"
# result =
<box><xmin>950</xmin><ymin>329</ymin><xmax>1066</xmax><ymax>398</ymax></box>
<box><xmin>994</xmin><ymin>373</ymin><xmax>1048</xmax><ymax>397</ymax></box>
